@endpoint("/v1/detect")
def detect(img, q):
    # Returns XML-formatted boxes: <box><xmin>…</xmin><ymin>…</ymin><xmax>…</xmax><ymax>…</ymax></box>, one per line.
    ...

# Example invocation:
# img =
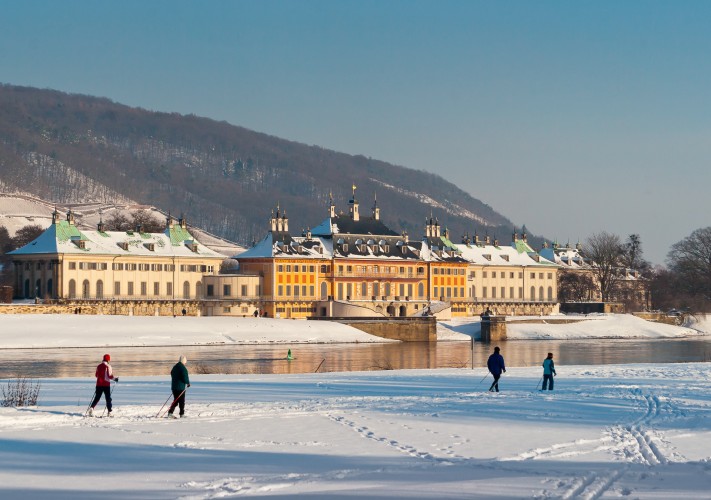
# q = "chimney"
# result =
<box><xmin>52</xmin><ymin>207</ymin><xmax>60</xmax><ymax>224</ymax></box>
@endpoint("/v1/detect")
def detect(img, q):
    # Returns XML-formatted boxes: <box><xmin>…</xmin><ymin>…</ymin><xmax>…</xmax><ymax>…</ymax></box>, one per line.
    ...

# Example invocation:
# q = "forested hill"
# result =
<box><xmin>0</xmin><ymin>83</ymin><xmax>533</xmax><ymax>248</ymax></box>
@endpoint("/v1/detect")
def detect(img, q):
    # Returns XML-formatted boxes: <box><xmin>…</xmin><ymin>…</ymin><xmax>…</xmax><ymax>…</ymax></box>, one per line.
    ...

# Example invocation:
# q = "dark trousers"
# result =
<box><xmin>489</xmin><ymin>373</ymin><xmax>501</xmax><ymax>392</ymax></box>
<box><xmin>91</xmin><ymin>386</ymin><xmax>112</xmax><ymax>411</ymax></box>
<box><xmin>168</xmin><ymin>389</ymin><xmax>186</xmax><ymax>415</ymax></box>
<box><xmin>542</xmin><ymin>374</ymin><xmax>554</xmax><ymax>390</ymax></box>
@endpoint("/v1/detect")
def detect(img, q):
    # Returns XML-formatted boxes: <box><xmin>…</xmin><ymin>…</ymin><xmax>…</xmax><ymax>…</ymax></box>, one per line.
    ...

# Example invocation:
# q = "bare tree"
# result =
<box><xmin>131</xmin><ymin>209</ymin><xmax>164</xmax><ymax>233</ymax></box>
<box><xmin>105</xmin><ymin>212</ymin><xmax>131</xmax><ymax>231</ymax></box>
<box><xmin>667</xmin><ymin>227</ymin><xmax>711</xmax><ymax>306</ymax></box>
<box><xmin>586</xmin><ymin>231</ymin><xmax>624</xmax><ymax>302</ymax></box>
<box><xmin>621</xmin><ymin>234</ymin><xmax>651</xmax><ymax>274</ymax></box>
<box><xmin>558</xmin><ymin>271</ymin><xmax>596</xmax><ymax>302</ymax></box>
<box><xmin>12</xmin><ymin>225</ymin><xmax>45</xmax><ymax>250</ymax></box>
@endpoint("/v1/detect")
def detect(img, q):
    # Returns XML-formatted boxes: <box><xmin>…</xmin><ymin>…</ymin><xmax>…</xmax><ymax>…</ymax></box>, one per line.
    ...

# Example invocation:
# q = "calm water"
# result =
<box><xmin>1</xmin><ymin>338</ymin><xmax>710</xmax><ymax>379</ymax></box>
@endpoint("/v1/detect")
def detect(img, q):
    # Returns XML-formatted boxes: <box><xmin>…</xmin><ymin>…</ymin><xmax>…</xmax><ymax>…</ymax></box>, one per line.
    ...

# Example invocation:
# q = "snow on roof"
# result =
<box><xmin>9</xmin><ymin>220</ymin><xmax>224</xmax><ymax>259</ymax></box>
<box><xmin>454</xmin><ymin>243</ymin><xmax>557</xmax><ymax>267</ymax></box>
<box><xmin>235</xmin><ymin>233</ymin><xmax>333</xmax><ymax>259</ymax></box>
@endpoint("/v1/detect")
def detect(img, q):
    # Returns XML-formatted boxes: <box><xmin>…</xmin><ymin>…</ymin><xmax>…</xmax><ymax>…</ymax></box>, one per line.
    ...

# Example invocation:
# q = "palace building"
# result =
<box><xmin>229</xmin><ymin>187</ymin><xmax>559</xmax><ymax>318</ymax></box>
<box><xmin>9</xmin><ymin>210</ymin><xmax>224</xmax><ymax>314</ymax></box>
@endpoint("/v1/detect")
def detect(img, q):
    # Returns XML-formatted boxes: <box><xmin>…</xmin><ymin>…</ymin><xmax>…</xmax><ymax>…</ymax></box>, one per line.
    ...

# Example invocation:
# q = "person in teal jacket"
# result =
<box><xmin>542</xmin><ymin>352</ymin><xmax>556</xmax><ymax>390</ymax></box>
<box><xmin>167</xmin><ymin>355</ymin><xmax>191</xmax><ymax>418</ymax></box>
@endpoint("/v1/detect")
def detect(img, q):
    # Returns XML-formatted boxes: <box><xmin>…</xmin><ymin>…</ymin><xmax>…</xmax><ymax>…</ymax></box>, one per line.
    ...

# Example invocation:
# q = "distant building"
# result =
<box><xmin>9</xmin><ymin>210</ymin><xmax>224</xmax><ymax>310</ymax></box>
<box><xmin>230</xmin><ymin>187</ymin><xmax>559</xmax><ymax>318</ymax></box>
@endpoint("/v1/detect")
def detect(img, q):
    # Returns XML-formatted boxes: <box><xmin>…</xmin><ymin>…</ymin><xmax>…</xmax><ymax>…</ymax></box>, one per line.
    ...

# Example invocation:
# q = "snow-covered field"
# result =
<box><xmin>438</xmin><ymin>313</ymin><xmax>707</xmax><ymax>341</ymax></box>
<box><xmin>0</xmin><ymin>313</ymin><xmax>706</xmax><ymax>349</ymax></box>
<box><xmin>0</xmin><ymin>314</ymin><xmax>391</xmax><ymax>348</ymax></box>
<box><xmin>2</xmin><ymin>364</ymin><xmax>711</xmax><ymax>499</ymax></box>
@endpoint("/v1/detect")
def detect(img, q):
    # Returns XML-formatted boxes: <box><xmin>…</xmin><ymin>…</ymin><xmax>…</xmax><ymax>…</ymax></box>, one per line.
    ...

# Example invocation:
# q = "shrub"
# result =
<box><xmin>2</xmin><ymin>377</ymin><xmax>41</xmax><ymax>407</ymax></box>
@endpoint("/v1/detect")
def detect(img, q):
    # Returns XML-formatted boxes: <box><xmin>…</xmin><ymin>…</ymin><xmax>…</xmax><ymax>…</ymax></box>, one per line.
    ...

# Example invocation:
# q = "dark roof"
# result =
<box><xmin>331</xmin><ymin>215</ymin><xmax>399</xmax><ymax>236</ymax></box>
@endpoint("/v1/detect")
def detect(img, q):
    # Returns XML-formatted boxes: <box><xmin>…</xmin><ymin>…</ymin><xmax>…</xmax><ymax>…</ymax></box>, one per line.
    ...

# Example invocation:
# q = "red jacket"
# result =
<box><xmin>95</xmin><ymin>361</ymin><xmax>114</xmax><ymax>387</ymax></box>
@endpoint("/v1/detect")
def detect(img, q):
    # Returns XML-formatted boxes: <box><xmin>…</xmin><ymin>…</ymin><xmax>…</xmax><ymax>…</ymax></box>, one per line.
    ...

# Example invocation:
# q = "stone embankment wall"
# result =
<box><xmin>0</xmin><ymin>300</ymin><xmax>203</xmax><ymax>316</ymax></box>
<box><xmin>309</xmin><ymin>317</ymin><xmax>436</xmax><ymax>342</ymax></box>
<box><xmin>633</xmin><ymin>312</ymin><xmax>684</xmax><ymax>326</ymax></box>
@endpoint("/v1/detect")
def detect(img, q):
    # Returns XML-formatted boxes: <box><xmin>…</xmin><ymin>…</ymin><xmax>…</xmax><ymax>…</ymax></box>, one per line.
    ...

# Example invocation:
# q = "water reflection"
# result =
<box><xmin>1</xmin><ymin>338</ymin><xmax>710</xmax><ymax>379</ymax></box>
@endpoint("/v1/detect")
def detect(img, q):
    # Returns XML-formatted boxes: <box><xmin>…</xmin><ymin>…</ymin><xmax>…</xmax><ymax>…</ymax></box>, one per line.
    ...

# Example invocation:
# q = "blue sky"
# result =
<box><xmin>2</xmin><ymin>0</ymin><xmax>710</xmax><ymax>264</ymax></box>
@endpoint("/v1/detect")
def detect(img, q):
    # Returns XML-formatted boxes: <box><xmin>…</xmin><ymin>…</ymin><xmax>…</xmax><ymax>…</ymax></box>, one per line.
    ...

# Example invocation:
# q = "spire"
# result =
<box><xmin>372</xmin><ymin>192</ymin><xmax>380</xmax><ymax>220</ymax></box>
<box><xmin>52</xmin><ymin>206</ymin><xmax>60</xmax><ymax>224</ymax></box>
<box><xmin>97</xmin><ymin>210</ymin><xmax>106</xmax><ymax>232</ymax></box>
<box><xmin>348</xmin><ymin>185</ymin><xmax>359</xmax><ymax>221</ymax></box>
<box><xmin>66</xmin><ymin>209</ymin><xmax>75</xmax><ymax>225</ymax></box>
<box><xmin>328</xmin><ymin>191</ymin><xmax>336</xmax><ymax>218</ymax></box>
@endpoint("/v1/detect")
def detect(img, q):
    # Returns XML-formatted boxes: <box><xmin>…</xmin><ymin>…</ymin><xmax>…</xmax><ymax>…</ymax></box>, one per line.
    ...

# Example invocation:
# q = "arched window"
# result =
<box><xmin>530</xmin><ymin>286</ymin><xmax>536</xmax><ymax>300</ymax></box>
<box><xmin>470</xmin><ymin>285</ymin><xmax>476</xmax><ymax>299</ymax></box>
<box><xmin>183</xmin><ymin>281</ymin><xmax>190</xmax><ymax>299</ymax></box>
<box><xmin>373</xmin><ymin>282</ymin><xmax>380</xmax><ymax>297</ymax></box>
<box><xmin>68</xmin><ymin>279</ymin><xmax>76</xmax><ymax>299</ymax></box>
<box><xmin>196</xmin><ymin>281</ymin><xmax>202</xmax><ymax>298</ymax></box>
<box><xmin>320</xmin><ymin>282</ymin><xmax>328</xmax><ymax>299</ymax></box>
<box><xmin>539</xmin><ymin>286</ymin><xmax>544</xmax><ymax>301</ymax></box>
<box><xmin>361</xmin><ymin>282</ymin><xmax>367</xmax><ymax>296</ymax></box>
<box><xmin>418</xmin><ymin>283</ymin><xmax>425</xmax><ymax>298</ymax></box>
<box><xmin>399</xmin><ymin>305</ymin><xmax>407</xmax><ymax>317</ymax></box>
<box><xmin>96</xmin><ymin>280</ymin><xmax>104</xmax><ymax>299</ymax></box>
<box><xmin>384</xmin><ymin>283</ymin><xmax>391</xmax><ymax>297</ymax></box>
<box><xmin>548</xmin><ymin>286</ymin><xmax>553</xmax><ymax>301</ymax></box>
<box><xmin>82</xmin><ymin>280</ymin><xmax>90</xmax><ymax>299</ymax></box>
<box><xmin>47</xmin><ymin>278</ymin><xmax>53</xmax><ymax>298</ymax></box>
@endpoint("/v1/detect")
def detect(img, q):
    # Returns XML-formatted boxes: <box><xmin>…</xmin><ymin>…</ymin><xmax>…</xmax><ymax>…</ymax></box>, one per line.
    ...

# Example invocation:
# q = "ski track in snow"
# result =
<box><xmin>535</xmin><ymin>387</ymin><xmax>677</xmax><ymax>499</ymax></box>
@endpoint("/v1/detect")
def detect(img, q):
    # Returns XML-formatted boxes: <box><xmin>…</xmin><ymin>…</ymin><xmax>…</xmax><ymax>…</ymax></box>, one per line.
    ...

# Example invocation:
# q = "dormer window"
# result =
<box><xmin>501</xmin><ymin>255</ymin><xmax>509</xmax><ymax>262</ymax></box>
<box><xmin>483</xmin><ymin>254</ymin><xmax>492</xmax><ymax>261</ymax></box>
<box><xmin>184</xmin><ymin>240</ymin><xmax>199</xmax><ymax>253</ymax></box>
<box><xmin>73</xmin><ymin>239</ymin><xmax>86</xmax><ymax>249</ymax></box>
<box><xmin>342</xmin><ymin>243</ymin><xmax>349</xmax><ymax>253</ymax></box>
<box><xmin>145</xmin><ymin>243</ymin><xmax>155</xmax><ymax>252</ymax></box>
<box><xmin>117</xmin><ymin>242</ymin><xmax>129</xmax><ymax>251</ymax></box>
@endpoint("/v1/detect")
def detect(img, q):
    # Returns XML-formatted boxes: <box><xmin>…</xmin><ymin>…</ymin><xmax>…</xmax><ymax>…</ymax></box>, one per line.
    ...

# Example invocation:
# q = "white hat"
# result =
<box><xmin>179</xmin><ymin>355</ymin><xmax>187</xmax><ymax>364</ymax></box>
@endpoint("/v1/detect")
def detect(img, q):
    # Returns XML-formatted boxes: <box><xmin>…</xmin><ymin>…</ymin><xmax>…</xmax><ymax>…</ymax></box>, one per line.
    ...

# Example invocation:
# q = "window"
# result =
<box><xmin>548</xmin><ymin>273</ymin><xmax>553</xmax><ymax>280</ymax></box>
<box><xmin>68</xmin><ymin>279</ymin><xmax>76</xmax><ymax>298</ymax></box>
<box><xmin>434</xmin><ymin>286</ymin><xmax>439</xmax><ymax>297</ymax></box>
<box><xmin>492</xmin><ymin>287</ymin><xmax>496</xmax><ymax>298</ymax></box>
<box><xmin>241</xmin><ymin>284</ymin><xmax>248</xmax><ymax>296</ymax></box>
<box><xmin>361</xmin><ymin>282</ymin><xmax>368</xmax><ymax>296</ymax></box>
<box><xmin>69</xmin><ymin>262</ymin><xmax>77</xmax><ymax>270</ymax></box>
<box><xmin>531</xmin><ymin>272</ymin><xmax>535</xmax><ymax>279</ymax></box>
<box><xmin>309</xmin><ymin>266</ymin><xmax>314</xmax><ymax>272</ymax></box>
<box><xmin>294</xmin><ymin>286</ymin><xmax>300</xmax><ymax>297</ymax></box>
<box><xmin>286</xmin><ymin>265</ymin><xmax>291</xmax><ymax>272</ymax></box>
<box><xmin>519</xmin><ymin>272</ymin><xmax>523</xmax><ymax>279</ymax></box>
<box><xmin>320</xmin><ymin>282</ymin><xmax>327</xmax><ymax>299</ymax></box>
<box><xmin>167</xmin><ymin>282</ymin><xmax>173</xmax><ymax>296</ymax></box>
<box><xmin>347</xmin><ymin>265</ymin><xmax>352</xmax><ymax>273</ymax></box>
<box><xmin>278</xmin><ymin>265</ymin><xmax>284</xmax><ymax>272</ymax></box>
<box><xmin>519</xmin><ymin>287</ymin><xmax>523</xmax><ymax>298</ymax></box>
<box><xmin>114</xmin><ymin>282</ymin><xmax>121</xmax><ymax>296</ymax></box>
<box><xmin>399</xmin><ymin>284</ymin><xmax>405</xmax><ymax>296</ymax></box>
<box><xmin>510</xmin><ymin>287</ymin><xmax>514</xmax><ymax>298</ymax></box>
<box><xmin>112</xmin><ymin>263</ymin><xmax>124</xmax><ymax>271</ymax></box>
<box><xmin>501</xmin><ymin>287</ymin><xmax>505</xmax><ymax>298</ymax></box>
<box><xmin>539</xmin><ymin>286</ymin><xmax>544</xmax><ymax>300</ymax></box>
<box><xmin>141</xmin><ymin>282</ymin><xmax>147</xmax><ymax>296</ymax></box>
<box><xmin>154</xmin><ymin>282</ymin><xmax>160</xmax><ymax>296</ymax></box>
<box><xmin>128</xmin><ymin>282</ymin><xmax>134</xmax><ymax>296</ymax></box>
<box><xmin>446</xmin><ymin>287</ymin><xmax>452</xmax><ymax>297</ymax></box>
<box><xmin>223</xmin><ymin>307</ymin><xmax>231</xmax><ymax>313</ymax></box>
<box><xmin>539</xmin><ymin>273</ymin><xmax>544</xmax><ymax>279</ymax></box>
<box><xmin>418</xmin><ymin>283</ymin><xmax>424</xmax><ymax>297</ymax></box>
<box><xmin>548</xmin><ymin>286</ymin><xmax>553</xmax><ymax>300</ymax></box>
<box><xmin>278</xmin><ymin>285</ymin><xmax>283</xmax><ymax>296</ymax></box>
<box><xmin>483</xmin><ymin>272</ymin><xmax>487</xmax><ymax>278</ymax></box>
<box><xmin>320</xmin><ymin>265</ymin><xmax>328</xmax><ymax>273</ymax></box>
<box><xmin>224</xmin><ymin>284</ymin><xmax>232</xmax><ymax>296</ymax></box>
<box><xmin>492</xmin><ymin>271</ymin><xmax>497</xmax><ymax>278</ymax></box>
<box><xmin>139</xmin><ymin>263</ymin><xmax>150</xmax><ymax>272</ymax></box>
<box><xmin>82</xmin><ymin>280</ymin><xmax>90</xmax><ymax>299</ymax></box>
<box><xmin>483</xmin><ymin>287</ymin><xmax>488</xmax><ymax>298</ymax></box>
<box><xmin>309</xmin><ymin>286</ymin><xmax>314</xmax><ymax>296</ymax></box>
<box><xmin>302</xmin><ymin>265</ymin><xmax>307</xmax><ymax>272</ymax></box>
<box><xmin>530</xmin><ymin>286</ymin><xmax>536</xmax><ymax>300</ymax></box>
<box><xmin>151</xmin><ymin>264</ymin><xmax>163</xmax><ymax>271</ymax></box>
<box><xmin>286</xmin><ymin>285</ymin><xmax>291</xmax><ymax>296</ymax></box>
<box><xmin>207</xmin><ymin>284</ymin><xmax>214</xmax><ymax>297</ymax></box>
<box><xmin>510</xmin><ymin>272</ymin><xmax>514</xmax><ymax>279</ymax></box>
<box><xmin>183</xmin><ymin>281</ymin><xmax>190</xmax><ymax>299</ymax></box>
<box><xmin>302</xmin><ymin>286</ymin><xmax>307</xmax><ymax>296</ymax></box>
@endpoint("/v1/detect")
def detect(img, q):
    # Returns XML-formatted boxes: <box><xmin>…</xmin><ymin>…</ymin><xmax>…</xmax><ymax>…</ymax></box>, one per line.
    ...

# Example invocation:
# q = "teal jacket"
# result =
<box><xmin>171</xmin><ymin>362</ymin><xmax>190</xmax><ymax>391</ymax></box>
<box><xmin>542</xmin><ymin>358</ymin><xmax>556</xmax><ymax>375</ymax></box>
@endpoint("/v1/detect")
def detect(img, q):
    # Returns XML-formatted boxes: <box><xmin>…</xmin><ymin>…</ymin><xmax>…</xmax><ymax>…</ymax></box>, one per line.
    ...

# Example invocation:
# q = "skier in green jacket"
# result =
<box><xmin>167</xmin><ymin>355</ymin><xmax>190</xmax><ymax>418</ymax></box>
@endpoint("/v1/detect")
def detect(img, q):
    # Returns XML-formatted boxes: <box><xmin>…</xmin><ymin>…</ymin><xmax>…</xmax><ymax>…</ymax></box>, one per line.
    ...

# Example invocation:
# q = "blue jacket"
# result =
<box><xmin>543</xmin><ymin>358</ymin><xmax>556</xmax><ymax>375</ymax></box>
<box><xmin>487</xmin><ymin>353</ymin><xmax>506</xmax><ymax>375</ymax></box>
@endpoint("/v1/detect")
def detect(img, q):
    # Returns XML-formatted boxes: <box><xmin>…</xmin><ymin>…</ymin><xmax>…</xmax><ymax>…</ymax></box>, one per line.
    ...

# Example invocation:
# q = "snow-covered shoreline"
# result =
<box><xmin>2</xmin><ymin>363</ymin><xmax>711</xmax><ymax>498</ymax></box>
<box><xmin>0</xmin><ymin>313</ymin><xmax>707</xmax><ymax>349</ymax></box>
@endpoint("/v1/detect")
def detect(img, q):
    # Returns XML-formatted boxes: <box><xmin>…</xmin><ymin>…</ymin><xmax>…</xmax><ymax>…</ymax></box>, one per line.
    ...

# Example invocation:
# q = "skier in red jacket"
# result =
<box><xmin>88</xmin><ymin>354</ymin><xmax>118</xmax><ymax>416</ymax></box>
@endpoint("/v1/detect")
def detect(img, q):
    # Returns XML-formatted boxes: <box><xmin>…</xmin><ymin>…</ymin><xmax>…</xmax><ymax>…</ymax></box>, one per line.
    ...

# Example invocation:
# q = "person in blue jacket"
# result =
<box><xmin>487</xmin><ymin>346</ymin><xmax>506</xmax><ymax>392</ymax></box>
<box><xmin>542</xmin><ymin>352</ymin><xmax>556</xmax><ymax>390</ymax></box>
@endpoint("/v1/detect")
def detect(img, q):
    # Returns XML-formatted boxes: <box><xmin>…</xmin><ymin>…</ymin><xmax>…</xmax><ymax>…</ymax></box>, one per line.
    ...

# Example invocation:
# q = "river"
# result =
<box><xmin>1</xmin><ymin>337</ymin><xmax>709</xmax><ymax>379</ymax></box>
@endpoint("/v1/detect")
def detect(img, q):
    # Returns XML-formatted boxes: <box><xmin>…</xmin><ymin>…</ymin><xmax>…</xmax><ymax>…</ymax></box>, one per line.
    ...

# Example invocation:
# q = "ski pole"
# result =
<box><xmin>157</xmin><ymin>388</ymin><xmax>186</xmax><ymax>419</ymax></box>
<box><xmin>314</xmin><ymin>359</ymin><xmax>325</xmax><ymax>373</ymax></box>
<box><xmin>101</xmin><ymin>379</ymin><xmax>118</xmax><ymax>417</ymax></box>
<box><xmin>155</xmin><ymin>392</ymin><xmax>174</xmax><ymax>418</ymax></box>
<box><xmin>84</xmin><ymin>388</ymin><xmax>98</xmax><ymax>416</ymax></box>
<box><xmin>535</xmin><ymin>376</ymin><xmax>543</xmax><ymax>391</ymax></box>
<box><xmin>478</xmin><ymin>372</ymin><xmax>490</xmax><ymax>385</ymax></box>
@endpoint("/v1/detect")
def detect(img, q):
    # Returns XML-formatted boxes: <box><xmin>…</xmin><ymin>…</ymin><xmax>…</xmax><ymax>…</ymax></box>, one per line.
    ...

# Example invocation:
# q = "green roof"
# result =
<box><xmin>55</xmin><ymin>220</ymin><xmax>87</xmax><ymax>242</ymax></box>
<box><xmin>166</xmin><ymin>225</ymin><xmax>192</xmax><ymax>246</ymax></box>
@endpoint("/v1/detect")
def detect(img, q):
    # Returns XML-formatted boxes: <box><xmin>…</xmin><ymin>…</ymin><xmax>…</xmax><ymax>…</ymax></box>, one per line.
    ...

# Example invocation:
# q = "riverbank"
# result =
<box><xmin>2</xmin><ymin>363</ymin><xmax>711</xmax><ymax>498</ymax></box>
<box><xmin>438</xmin><ymin>313</ymin><xmax>707</xmax><ymax>341</ymax></box>
<box><xmin>0</xmin><ymin>313</ymin><xmax>707</xmax><ymax>349</ymax></box>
